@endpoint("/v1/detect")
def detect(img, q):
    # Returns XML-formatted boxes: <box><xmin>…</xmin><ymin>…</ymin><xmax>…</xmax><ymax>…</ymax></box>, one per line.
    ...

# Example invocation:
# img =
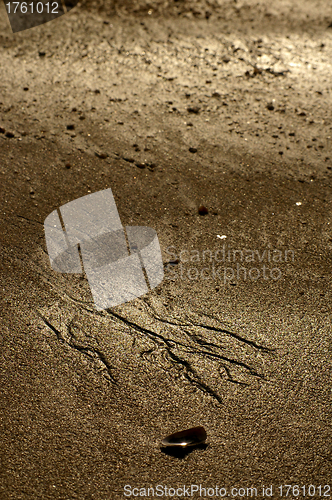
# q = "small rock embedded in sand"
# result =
<box><xmin>198</xmin><ymin>205</ymin><xmax>208</xmax><ymax>215</ymax></box>
<box><xmin>95</xmin><ymin>151</ymin><xmax>109</xmax><ymax>159</ymax></box>
<box><xmin>187</xmin><ymin>106</ymin><xmax>200</xmax><ymax>114</ymax></box>
<box><xmin>161</xmin><ymin>426</ymin><xmax>207</xmax><ymax>448</ymax></box>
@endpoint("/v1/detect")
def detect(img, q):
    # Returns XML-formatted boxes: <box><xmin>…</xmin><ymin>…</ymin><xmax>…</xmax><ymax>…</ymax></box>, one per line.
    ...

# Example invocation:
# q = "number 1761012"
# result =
<box><xmin>5</xmin><ymin>2</ymin><xmax>59</xmax><ymax>14</ymax></box>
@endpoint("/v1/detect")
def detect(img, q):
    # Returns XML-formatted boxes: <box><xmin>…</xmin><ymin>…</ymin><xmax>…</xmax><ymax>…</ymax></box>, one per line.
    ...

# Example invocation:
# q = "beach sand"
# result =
<box><xmin>1</xmin><ymin>1</ymin><xmax>331</xmax><ymax>497</ymax></box>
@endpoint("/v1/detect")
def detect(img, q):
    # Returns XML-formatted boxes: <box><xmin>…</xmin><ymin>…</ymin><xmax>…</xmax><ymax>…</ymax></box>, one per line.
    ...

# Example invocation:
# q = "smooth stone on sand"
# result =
<box><xmin>161</xmin><ymin>426</ymin><xmax>207</xmax><ymax>448</ymax></box>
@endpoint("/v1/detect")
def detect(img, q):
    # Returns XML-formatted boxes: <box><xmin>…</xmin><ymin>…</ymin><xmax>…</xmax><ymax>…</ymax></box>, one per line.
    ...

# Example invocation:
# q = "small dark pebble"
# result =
<box><xmin>95</xmin><ymin>152</ymin><xmax>109</xmax><ymax>159</ymax></box>
<box><xmin>94</xmin><ymin>89</ymin><xmax>101</xmax><ymax>94</ymax></box>
<box><xmin>167</xmin><ymin>259</ymin><xmax>179</xmax><ymax>266</ymax></box>
<box><xmin>187</xmin><ymin>106</ymin><xmax>200</xmax><ymax>114</ymax></box>
<box><xmin>161</xmin><ymin>426</ymin><xmax>207</xmax><ymax>448</ymax></box>
<box><xmin>79</xmin><ymin>115</ymin><xmax>86</xmax><ymax>120</ymax></box>
<box><xmin>135</xmin><ymin>162</ymin><xmax>146</xmax><ymax>169</ymax></box>
<box><xmin>38</xmin><ymin>51</ymin><xmax>46</xmax><ymax>57</ymax></box>
<box><xmin>123</xmin><ymin>157</ymin><xmax>135</xmax><ymax>163</ymax></box>
<box><xmin>65</xmin><ymin>162</ymin><xmax>71</xmax><ymax>169</ymax></box>
<box><xmin>212</xmin><ymin>92</ymin><xmax>221</xmax><ymax>98</ymax></box>
<box><xmin>198</xmin><ymin>205</ymin><xmax>209</xmax><ymax>215</ymax></box>
<box><xmin>0</xmin><ymin>127</ymin><xmax>5</xmax><ymax>134</ymax></box>
<box><xmin>266</xmin><ymin>103</ymin><xmax>275</xmax><ymax>111</ymax></box>
<box><xmin>5</xmin><ymin>131</ymin><xmax>14</xmax><ymax>138</ymax></box>
<box><xmin>23</xmin><ymin>87</ymin><xmax>29</xmax><ymax>91</ymax></box>
<box><xmin>66</xmin><ymin>124</ymin><xmax>75</xmax><ymax>130</ymax></box>
<box><xmin>189</xmin><ymin>147</ymin><xmax>197</xmax><ymax>153</ymax></box>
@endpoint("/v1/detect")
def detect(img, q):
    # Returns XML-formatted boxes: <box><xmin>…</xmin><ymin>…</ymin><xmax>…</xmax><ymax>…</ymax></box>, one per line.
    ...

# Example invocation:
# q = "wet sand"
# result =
<box><xmin>1</xmin><ymin>1</ymin><xmax>332</xmax><ymax>497</ymax></box>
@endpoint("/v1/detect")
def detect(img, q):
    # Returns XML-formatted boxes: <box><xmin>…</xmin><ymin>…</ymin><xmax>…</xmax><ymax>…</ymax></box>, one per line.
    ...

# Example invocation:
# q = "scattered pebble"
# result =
<box><xmin>166</xmin><ymin>259</ymin><xmax>179</xmax><ymax>266</ymax></box>
<box><xmin>135</xmin><ymin>162</ymin><xmax>145</xmax><ymax>169</ymax></box>
<box><xmin>38</xmin><ymin>51</ymin><xmax>46</xmax><ymax>57</ymax></box>
<box><xmin>65</xmin><ymin>162</ymin><xmax>71</xmax><ymax>169</ymax></box>
<box><xmin>161</xmin><ymin>426</ymin><xmax>207</xmax><ymax>448</ymax></box>
<box><xmin>189</xmin><ymin>147</ymin><xmax>197</xmax><ymax>153</ymax></box>
<box><xmin>266</xmin><ymin>103</ymin><xmax>275</xmax><ymax>111</ymax></box>
<box><xmin>0</xmin><ymin>127</ymin><xmax>5</xmax><ymax>134</ymax></box>
<box><xmin>187</xmin><ymin>106</ymin><xmax>200</xmax><ymax>114</ymax></box>
<box><xmin>198</xmin><ymin>205</ymin><xmax>208</xmax><ymax>215</ymax></box>
<box><xmin>95</xmin><ymin>151</ymin><xmax>109</xmax><ymax>159</ymax></box>
<box><xmin>66</xmin><ymin>124</ymin><xmax>75</xmax><ymax>130</ymax></box>
<box><xmin>5</xmin><ymin>131</ymin><xmax>14</xmax><ymax>138</ymax></box>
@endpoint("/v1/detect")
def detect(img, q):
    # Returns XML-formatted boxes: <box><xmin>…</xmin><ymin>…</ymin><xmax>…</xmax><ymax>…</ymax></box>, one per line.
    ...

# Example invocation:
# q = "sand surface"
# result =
<box><xmin>0</xmin><ymin>1</ymin><xmax>332</xmax><ymax>498</ymax></box>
